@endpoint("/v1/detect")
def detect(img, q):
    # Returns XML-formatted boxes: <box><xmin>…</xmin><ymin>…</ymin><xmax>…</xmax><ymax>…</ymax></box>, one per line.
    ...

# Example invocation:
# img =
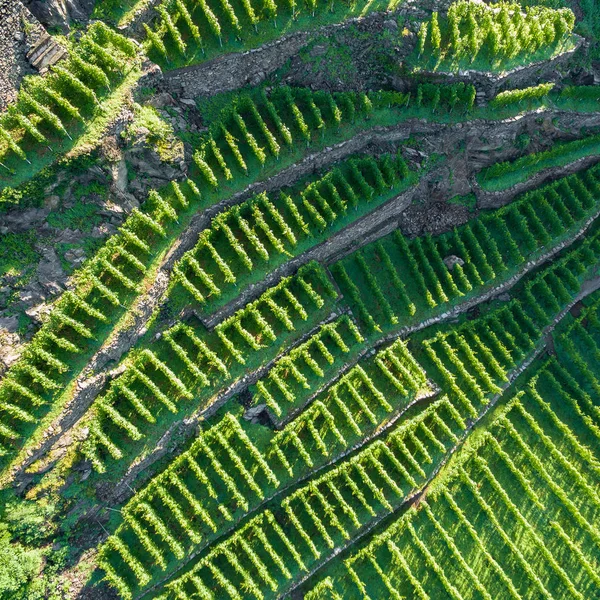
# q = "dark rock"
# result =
<box><xmin>64</xmin><ymin>247</ymin><xmax>86</xmax><ymax>266</ymax></box>
<box><xmin>443</xmin><ymin>255</ymin><xmax>465</xmax><ymax>271</ymax></box>
<box><xmin>25</xmin><ymin>302</ymin><xmax>51</xmax><ymax>323</ymax></box>
<box><xmin>44</xmin><ymin>195</ymin><xmax>60</xmax><ymax>210</ymax></box>
<box><xmin>0</xmin><ymin>207</ymin><xmax>49</xmax><ymax>232</ymax></box>
<box><xmin>149</xmin><ymin>92</ymin><xmax>176</xmax><ymax>108</ymax></box>
<box><xmin>24</xmin><ymin>0</ymin><xmax>94</xmax><ymax>30</ymax></box>
<box><xmin>0</xmin><ymin>0</ymin><xmax>46</xmax><ymax>110</ymax></box>
<box><xmin>0</xmin><ymin>316</ymin><xmax>19</xmax><ymax>333</ymax></box>
<box><xmin>36</xmin><ymin>248</ymin><xmax>65</xmax><ymax>295</ymax></box>
<box><xmin>111</xmin><ymin>158</ymin><xmax>129</xmax><ymax>194</ymax></box>
<box><xmin>244</xmin><ymin>405</ymin><xmax>267</xmax><ymax>424</ymax></box>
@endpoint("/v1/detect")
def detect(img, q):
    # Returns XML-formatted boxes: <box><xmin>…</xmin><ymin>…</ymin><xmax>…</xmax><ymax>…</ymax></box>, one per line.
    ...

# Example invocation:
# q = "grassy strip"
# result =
<box><xmin>477</xmin><ymin>134</ymin><xmax>600</xmax><ymax>192</ymax></box>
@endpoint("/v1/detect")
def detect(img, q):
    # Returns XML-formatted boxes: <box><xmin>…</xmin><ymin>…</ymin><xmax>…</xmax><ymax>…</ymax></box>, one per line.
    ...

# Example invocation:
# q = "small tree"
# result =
<box><xmin>417</xmin><ymin>21</ymin><xmax>428</xmax><ymax>57</ymax></box>
<box><xmin>430</xmin><ymin>12</ymin><xmax>441</xmax><ymax>52</ymax></box>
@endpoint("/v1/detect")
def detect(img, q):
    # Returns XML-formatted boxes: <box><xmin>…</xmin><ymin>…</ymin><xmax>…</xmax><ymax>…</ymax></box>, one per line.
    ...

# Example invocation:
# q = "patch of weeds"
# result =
<box><xmin>136</xmin><ymin>86</ymin><xmax>157</xmax><ymax>103</ymax></box>
<box><xmin>195</xmin><ymin>89</ymin><xmax>245</xmax><ymax>123</ymax></box>
<box><xmin>299</xmin><ymin>37</ymin><xmax>355</xmax><ymax>85</ymax></box>
<box><xmin>126</xmin><ymin>160</ymin><xmax>137</xmax><ymax>183</ymax></box>
<box><xmin>0</xmin><ymin>525</ymin><xmax>43</xmax><ymax>599</ymax></box>
<box><xmin>0</xmin><ymin>231</ymin><xmax>40</xmax><ymax>280</ymax></box>
<box><xmin>56</xmin><ymin>237</ymin><xmax>103</xmax><ymax>275</ymax></box>
<box><xmin>17</xmin><ymin>313</ymin><xmax>32</xmax><ymax>336</ymax></box>
<box><xmin>123</xmin><ymin>104</ymin><xmax>183</xmax><ymax>162</ymax></box>
<box><xmin>0</xmin><ymin>152</ymin><xmax>100</xmax><ymax>212</ymax></box>
<box><xmin>56</xmin><ymin>244</ymin><xmax>77</xmax><ymax>275</ymax></box>
<box><xmin>423</xmin><ymin>153</ymin><xmax>447</xmax><ymax>172</ymax></box>
<box><xmin>73</xmin><ymin>181</ymin><xmax>107</xmax><ymax>202</ymax></box>
<box><xmin>0</xmin><ymin>175</ymin><xmax>48</xmax><ymax>212</ymax></box>
<box><xmin>3</xmin><ymin>498</ymin><xmax>57</xmax><ymax>545</ymax></box>
<box><xmin>516</xmin><ymin>133</ymin><xmax>531</xmax><ymax>151</ymax></box>
<box><xmin>449</xmin><ymin>193</ymin><xmax>477</xmax><ymax>211</ymax></box>
<box><xmin>46</xmin><ymin>201</ymin><xmax>102</xmax><ymax>232</ymax></box>
<box><xmin>177</xmin><ymin>127</ymin><xmax>203</xmax><ymax>150</ymax></box>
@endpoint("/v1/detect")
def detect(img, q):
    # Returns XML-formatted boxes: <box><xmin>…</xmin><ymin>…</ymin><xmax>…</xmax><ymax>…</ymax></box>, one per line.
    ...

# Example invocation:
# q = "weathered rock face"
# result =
<box><xmin>24</xmin><ymin>0</ymin><xmax>94</xmax><ymax>30</ymax></box>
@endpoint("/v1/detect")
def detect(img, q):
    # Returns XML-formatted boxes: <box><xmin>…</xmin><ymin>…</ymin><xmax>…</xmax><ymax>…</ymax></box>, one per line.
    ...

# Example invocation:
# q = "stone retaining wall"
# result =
<box><xmin>0</xmin><ymin>0</ymin><xmax>46</xmax><ymax>110</ymax></box>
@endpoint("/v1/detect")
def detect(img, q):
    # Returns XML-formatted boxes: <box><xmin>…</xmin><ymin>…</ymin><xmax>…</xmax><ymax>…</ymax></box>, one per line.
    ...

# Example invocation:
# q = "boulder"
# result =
<box><xmin>443</xmin><ymin>255</ymin><xmax>465</xmax><ymax>271</ymax></box>
<box><xmin>0</xmin><ymin>316</ymin><xmax>19</xmax><ymax>333</ymax></box>
<box><xmin>244</xmin><ymin>405</ymin><xmax>267</xmax><ymax>424</ymax></box>
<box><xmin>24</xmin><ymin>0</ymin><xmax>94</xmax><ymax>30</ymax></box>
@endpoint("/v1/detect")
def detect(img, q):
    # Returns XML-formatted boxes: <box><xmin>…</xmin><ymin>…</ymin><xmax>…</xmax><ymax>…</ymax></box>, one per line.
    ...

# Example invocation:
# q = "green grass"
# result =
<box><xmin>46</xmin><ymin>201</ymin><xmax>104</xmax><ymax>232</ymax></box>
<box><xmin>0</xmin><ymin>231</ymin><xmax>40</xmax><ymax>282</ymax></box>
<box><xmin>296</xmin><ymin>34</ymin><xmax>358</xmax><ymax>86</ymax></box>
<box><xmin>448</xmin><ymin>192</ymin><xmax>476</xmax><ymax>211</ymax></box>
<box><xmin>91</xmin><ymin>0</ymin><xmax>154</xmax><ymax>26</ymax></box>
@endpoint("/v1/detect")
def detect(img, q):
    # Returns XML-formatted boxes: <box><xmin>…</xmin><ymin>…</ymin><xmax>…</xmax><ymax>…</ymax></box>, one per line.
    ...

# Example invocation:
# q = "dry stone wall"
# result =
<box><xmin>0</xmin><ymin>0</ymin><xmax>47</xmax><ymax>110</ymax></box>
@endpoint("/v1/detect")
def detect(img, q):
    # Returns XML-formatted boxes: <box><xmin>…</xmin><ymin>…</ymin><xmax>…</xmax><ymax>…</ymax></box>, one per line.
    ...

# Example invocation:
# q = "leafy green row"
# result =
<box><xmin>0</xmin><ymin>22</ymin><xmax>137</xmax><ymax>168</ymax></box>
<box><xmin>165</xmin><ymin>396</ymin><xmax>463</xmax><ymax>600</ymax></box>
<box><xmin>316</xmin><ymin>347</ymin><xmax>600</xmax><ymax>599</ymax></box>
<box><xmin>82</xmin><ymin>261</ymin><xmax>337</xmax><ymax>472</ymax></box>
<box><xmin>250</xmin><ymin>315</ymin><xmax>364</xmax><ymax>420</ymax></box>
<box><xmin>162</xmin><ymin>221</ymin><xmax>600</xmax><ymax>599</ymax></box>
<box><xmin>478</xmin><ymin>132</ymin><xmax>600</xmax><ymax>191</ymax></box>
<box><xmin>334</xmin><ymin>163</ymin><xmax>600</xmax><ymax>335</ymax></box>
<box><xmin>417</xmin><ymin>1</ymin><xmax>575</xmax><ymax>70</ymax></box>
<box><xmin>0</xmin><ymin>86</ymin><xmax>376</xmax><ymax>469</ymax></box>
<box><xmin>144</xmin><ymin>0</ymin><xmax>384</xmax><ymax>68</ymax></box>
<box><xmin>171</xmin><ymin>152</ymin><xmax>412</xmax><ymax>314</ymax></box>
<box><xmin>97</xmin><ymin>336</ymin><xmax>428</xmax><ymax>597</ymax></box>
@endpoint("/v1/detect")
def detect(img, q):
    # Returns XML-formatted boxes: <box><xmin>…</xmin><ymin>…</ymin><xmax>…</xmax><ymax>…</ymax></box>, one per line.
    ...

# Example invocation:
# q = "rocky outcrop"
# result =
<box><xmin>166</xmin><ymin>31</ymin><xmax>312</xmax><ymax>97</ymax></box>
<box><xmin>24</xmin><ymin>0</ymin><xmax>94</xmax><ymax>30</ymax></box>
